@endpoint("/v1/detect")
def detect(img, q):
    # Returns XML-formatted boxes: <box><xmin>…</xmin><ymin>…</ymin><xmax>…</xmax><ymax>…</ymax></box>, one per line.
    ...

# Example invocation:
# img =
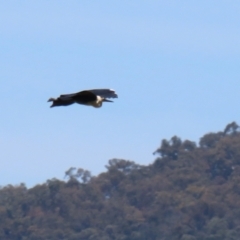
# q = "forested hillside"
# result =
<box><xmin>1</xmin><ymin>122</ymin><xmax>240</xmax><ymax>240</ymax></box>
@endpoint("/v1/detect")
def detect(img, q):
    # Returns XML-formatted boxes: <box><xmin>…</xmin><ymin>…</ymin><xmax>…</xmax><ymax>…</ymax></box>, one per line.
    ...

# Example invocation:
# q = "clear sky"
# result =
<box><xmin>1</xmin><ymin>1</ymin><xmax>240</xmax><ymax>187</ymax></box>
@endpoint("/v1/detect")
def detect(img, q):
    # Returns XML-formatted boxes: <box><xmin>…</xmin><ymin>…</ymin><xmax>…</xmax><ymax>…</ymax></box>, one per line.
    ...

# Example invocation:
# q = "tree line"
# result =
<box><xmin>0</xmin><ymin>122</ymin><xmax>240</xmax><ymax>240</ymax></box>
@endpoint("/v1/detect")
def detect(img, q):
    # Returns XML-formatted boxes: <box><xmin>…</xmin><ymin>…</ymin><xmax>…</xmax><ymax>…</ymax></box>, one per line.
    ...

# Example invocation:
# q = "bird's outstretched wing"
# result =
<box><xmin>48</xmin><ymin>98</ymin><xmax>75</xmax><ymax>107</ymax></box>
<box><xmin>88</xmin><ymin>89</ymin><xmax>118</xmax><ymax>98</ymax></box>
<box><xmin>60</xmin><ymin>89</ymin><xmax>118</xmax><ymax>99</ymax></box>
<box><xmin>59</xmin><ymin>93</ymin><xmax>78</xmax><ymax>99</ymax></box>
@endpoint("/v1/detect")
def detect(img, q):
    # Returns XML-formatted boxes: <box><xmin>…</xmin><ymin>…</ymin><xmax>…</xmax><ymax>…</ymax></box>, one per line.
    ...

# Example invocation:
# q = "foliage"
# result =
<box><xmin>1</xmin><ymin>122</ymin><xmax>240</xmax><ymax>239</ymax></box>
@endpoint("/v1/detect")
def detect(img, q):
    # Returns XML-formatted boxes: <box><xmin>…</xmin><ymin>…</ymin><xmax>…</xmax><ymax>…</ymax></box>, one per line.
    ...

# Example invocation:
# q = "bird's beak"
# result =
<box><xmin>103</xmin><ymin>99</ymin><xmax>113</xmax><ymax>102</ymax></box>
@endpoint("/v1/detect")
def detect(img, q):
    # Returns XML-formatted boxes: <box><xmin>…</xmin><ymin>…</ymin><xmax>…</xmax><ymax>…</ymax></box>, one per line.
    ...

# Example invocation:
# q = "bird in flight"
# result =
<box><xmin>48</xmin><ymin>89</ymin><xmax>118</xmax><ymax>108</ymax></box>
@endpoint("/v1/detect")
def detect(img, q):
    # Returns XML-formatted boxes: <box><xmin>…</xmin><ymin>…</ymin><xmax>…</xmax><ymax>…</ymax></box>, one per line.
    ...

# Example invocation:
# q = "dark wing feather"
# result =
<box><xmin>60</xmin><ymin>91</ymin><xmax>96</xmax><ymax>100</ymax></box>
<box><xmin>87</xmin><ymin>89</ymin><xmax>118</xmax><ymax>98</ymax></box>
<box><xmin>72</xmin><ymin>91</ymin><xmax>97</xmax><ymax>104</ymax></box>
<box><xmin>51</xmin><ymin>99</ymin><xmax>75</xmax><ymax>107</ymax></box>
<box><xmin>59</xmin><ymin>93</ymin><xmax>78</xmax><ymax>99</ymax></box>
<box><xmin>60</xmin><ymin>89</ymin><xmax>118</xmax><ymax>99</ymax></box>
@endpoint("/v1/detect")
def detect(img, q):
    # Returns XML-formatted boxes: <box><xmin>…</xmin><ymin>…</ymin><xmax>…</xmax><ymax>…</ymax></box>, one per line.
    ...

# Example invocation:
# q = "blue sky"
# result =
<box><xmin>1</xmin><ymin>1</ymin><xmax>240</xmax><ymax>187</ymax></box>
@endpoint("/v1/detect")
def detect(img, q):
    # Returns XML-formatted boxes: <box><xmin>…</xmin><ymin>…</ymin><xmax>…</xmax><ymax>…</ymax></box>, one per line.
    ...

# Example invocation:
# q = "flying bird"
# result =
<box><xmin>48</xmin><ymin>89</ymin><xmax>118</xmax><ymax>108</ymax></box>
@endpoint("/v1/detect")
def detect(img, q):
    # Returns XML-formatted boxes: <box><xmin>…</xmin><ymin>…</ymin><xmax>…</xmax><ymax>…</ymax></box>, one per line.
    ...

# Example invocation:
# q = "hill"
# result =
<box><xmin>1</xmin><ymin>122</ymin><xmax>240</xmax><ymax>240</ymax></box>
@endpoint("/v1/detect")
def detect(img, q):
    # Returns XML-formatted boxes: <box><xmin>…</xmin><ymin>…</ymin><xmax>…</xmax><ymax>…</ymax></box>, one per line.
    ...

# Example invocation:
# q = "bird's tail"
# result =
<box><xmin>48</xmin><ymin>98</ymin><xmax>54</xmax><ymax>102</ymax></box>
